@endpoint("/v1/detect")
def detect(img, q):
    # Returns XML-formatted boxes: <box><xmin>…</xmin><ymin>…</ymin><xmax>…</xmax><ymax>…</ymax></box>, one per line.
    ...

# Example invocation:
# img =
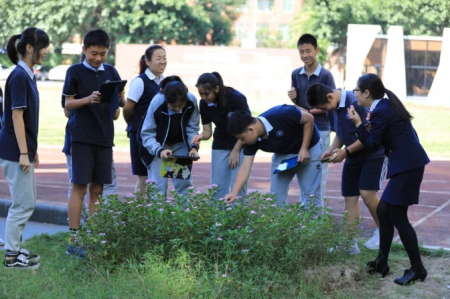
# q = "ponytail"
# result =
<box><xmin>357</xmin><ymin>73</ymin><xmax>412</xmax><ymax>122</ymax></box>
<box><xmin>139</xmin><ymin>55</ymin><xmax>146</xmax><ymax>74</ymax></box>
<box><xmin>6</xmin><ymin>27</ymin><xmax>49</xmax><ymax>65</ymax></box>
<box><xmin>384</xmin><ymin>88</ymin><xmax>413</xmax><ymax>121</ymax></box>
<box><xmin>212</xmin><ymin>72</ymin><xmax>229</xmax><ymax>113</ymax></box>
<box><xmin>6</xmin><ymin>34</ymin><xmax>22</xmax><ymax>65</ymax></box>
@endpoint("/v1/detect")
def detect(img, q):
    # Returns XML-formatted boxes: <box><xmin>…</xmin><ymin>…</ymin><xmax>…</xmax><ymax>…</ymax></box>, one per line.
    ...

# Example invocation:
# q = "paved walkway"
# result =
<box><xmin>0</xmin><ymin>218</ymin><xmax>68</xmax><ymax>247</ymax></box>
<box><xmin>0</xmin><ymin>147</ymin><xmax>449</xmax><ymax>249</ymax></box>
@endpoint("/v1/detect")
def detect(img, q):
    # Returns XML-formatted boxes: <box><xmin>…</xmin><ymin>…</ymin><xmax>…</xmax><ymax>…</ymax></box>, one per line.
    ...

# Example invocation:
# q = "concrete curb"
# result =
<box><xmin>0</xmin><ymin>199</ymin><xmax>68</xmax><ymax>226</ymax></box>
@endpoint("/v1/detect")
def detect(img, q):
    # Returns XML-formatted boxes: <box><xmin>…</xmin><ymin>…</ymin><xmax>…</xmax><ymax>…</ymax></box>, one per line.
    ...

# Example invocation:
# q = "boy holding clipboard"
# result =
<box><xmin>62</xmin><ymin>29</ymin><xmax>125</xmax><ymax>257</ymax></box>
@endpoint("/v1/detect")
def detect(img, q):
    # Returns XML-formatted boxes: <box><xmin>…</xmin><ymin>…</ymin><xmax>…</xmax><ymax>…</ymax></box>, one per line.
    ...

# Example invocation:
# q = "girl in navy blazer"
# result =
<box><xmin>348</xmin><ymin>73</ymin><xmax>430</xmax><ymax>286</ymax></box>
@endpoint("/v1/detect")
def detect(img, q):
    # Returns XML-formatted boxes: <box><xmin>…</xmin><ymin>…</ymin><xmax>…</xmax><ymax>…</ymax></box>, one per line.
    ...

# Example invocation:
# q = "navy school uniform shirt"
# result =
<box><xmin>291</xmin><ymin>63</ymin><xmax>336</xmax><ymax>131</ymax></box>
<box><xmin>0</xmin><ymin>61</ymin><xmax>39</xmax><ymax>162</ymax></box>
<box><xmin>327</xmin><ymin>90</ymin><xmax>384</xmax><ymax>159</ymax></box>
<box><xmin>243</xmin><ymin>105</ymin><xmax>320</xmax><ymax>156</ymax></box>
<box><xmin>0</xmin><ymin>86</ymin><xmax>3</xmax><ymax>130</ymax></box>
<box><xmin>353</xmin><ymin>98</ymin><xmax>430</xmax><ymax>179</ymax></box>
<box><xmin>62</xmin><ymin>60</ymin><xmax>121</xmax><ymax>147</ymax></box>
<box><xmin>200</xmin><ymin>88</ymin><xmax>250</xmax><ymax>150</ymax></box>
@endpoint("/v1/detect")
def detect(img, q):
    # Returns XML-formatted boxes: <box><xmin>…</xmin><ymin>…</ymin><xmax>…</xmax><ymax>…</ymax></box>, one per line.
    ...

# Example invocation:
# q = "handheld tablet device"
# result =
<box><xmin>99</xmin><ymin>80</ymin><xmax>127</xmax><ymax>103</ymax></box>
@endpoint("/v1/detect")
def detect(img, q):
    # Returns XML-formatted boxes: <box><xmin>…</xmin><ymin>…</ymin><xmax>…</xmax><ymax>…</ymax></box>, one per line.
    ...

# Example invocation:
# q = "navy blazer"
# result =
<box><xmin>353</xmin><ymin>98</ymin><xmax>429</xmax><ymax>178</ymax></box>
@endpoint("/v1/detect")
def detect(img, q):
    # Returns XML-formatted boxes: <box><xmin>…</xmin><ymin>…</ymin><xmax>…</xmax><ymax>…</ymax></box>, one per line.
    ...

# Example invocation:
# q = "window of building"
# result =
<box><xmin>284</xmin><ymin>0</ymin><xmax>293</xmax><ymax>12</ymax></box>
<box><xmin>279</xmin><ymin>25</ymin><xmax>290</xmax><ymax>42</ymax></box>
<box><xmin>258</xmin><ymin>0</ymin><xmax>274</xmax><ymax>11</ymax></box>
<box><xmin>235</xmin><ymin>24</ymin><xmax>249</xmax><ymax>40</ymax></box>
<box><xmin>363</xmin><ymin>38</ymin><xmax>387</xmax><ymax>77</ymax></box>
<box><xmin>405</xmin><ymin>39</ymin><xmax>442</xmax><ymax>96</ymax></box>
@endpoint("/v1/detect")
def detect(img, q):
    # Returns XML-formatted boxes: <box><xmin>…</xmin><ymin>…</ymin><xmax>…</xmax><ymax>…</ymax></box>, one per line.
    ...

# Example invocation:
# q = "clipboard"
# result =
<box><xmin>160</xmin><ymin>157</ymin><xmax>194</xmax><ymax>179</ymax></box>
<box><xmin>99</xmin><ymin>80</ymin><xmax>127</xmax><ymax>103</ymax></box>
<box><xmin>273</xmin><ymin>156</ymin><xmax>329</xmax><ymax>174</ymax></box>
<box><xmin>168</xmin><ymin>155</ymin><xmax>200</xmax><ymax>161</ymax></box>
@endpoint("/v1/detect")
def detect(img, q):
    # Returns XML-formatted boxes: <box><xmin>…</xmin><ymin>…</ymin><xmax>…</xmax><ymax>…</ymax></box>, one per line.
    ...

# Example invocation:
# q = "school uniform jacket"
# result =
<box><xmin>353</xmin><ymin>98</ymin><xmax>429</xmax><ymax>178</ymax></box>
<box><xmin>140</xmin><ymin>92</ymin><xmax>200</xmax><ymax>166</ymax></box>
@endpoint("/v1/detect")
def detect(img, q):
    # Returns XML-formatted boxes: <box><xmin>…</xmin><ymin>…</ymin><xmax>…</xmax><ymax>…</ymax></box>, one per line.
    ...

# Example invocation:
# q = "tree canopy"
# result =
<box><xmin>0</xmin><ymin>0</ymin><xmax>245</xmax><ymax>49</ymax></box>
<box><xmin>290</xmin><ymin>0</ymin><xmax>450</xmax><ymax>50</ymax></box>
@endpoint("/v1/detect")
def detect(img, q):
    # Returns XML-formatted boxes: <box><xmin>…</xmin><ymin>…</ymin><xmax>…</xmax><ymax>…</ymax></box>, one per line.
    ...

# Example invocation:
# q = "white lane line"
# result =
<box><xmin>393</xmin><ymin>198</ymin><xmax>450</xmax><ymax>242</ymax></box>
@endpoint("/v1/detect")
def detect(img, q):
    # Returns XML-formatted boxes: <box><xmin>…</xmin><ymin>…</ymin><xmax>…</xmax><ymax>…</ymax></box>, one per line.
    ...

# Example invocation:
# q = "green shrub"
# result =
<box><xmin>80</xmin><ymin>182</ymin><xmax>357</xmax><ymax>274</ymax></box>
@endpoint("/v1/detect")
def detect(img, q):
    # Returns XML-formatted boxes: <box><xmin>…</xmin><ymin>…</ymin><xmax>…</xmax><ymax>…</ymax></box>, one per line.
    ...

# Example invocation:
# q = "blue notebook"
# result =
<box><xmin>273</xmin><ymin>156</ymin><xmax>329</xmax><ymax>174</ymax></box>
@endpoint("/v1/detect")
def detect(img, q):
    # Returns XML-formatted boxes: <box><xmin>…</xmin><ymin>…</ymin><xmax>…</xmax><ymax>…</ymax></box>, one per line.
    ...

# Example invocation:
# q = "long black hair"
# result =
<box><xmin>357</xmin><ymin>73</ymin><xmax>413</xmax><ymax>121</ymax></box>
<box><xmin>139</xmin><ymin>45</ymin><xmax>165</xmax><ymax>74</ymax></box>
<box><xmin>160</xmin><ymin>75</ymin><xmax>188</xmax><ymax>105</ymax></box>
<box><xmin>6</xmin><ymin>27</ymin><xmax>50</xmax><ymax>65</ymax></box>
<box><xmin>196</xmin><ymin>72</ymin><xmax>233</xmax><ymax>113</ymax></box>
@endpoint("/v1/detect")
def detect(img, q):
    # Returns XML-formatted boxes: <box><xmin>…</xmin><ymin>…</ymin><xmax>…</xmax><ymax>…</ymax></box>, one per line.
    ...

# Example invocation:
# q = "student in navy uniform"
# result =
<box><xmin>0</xmin><ymin>87</ymin><xmax>2</xmax><ymax>247</ymax></box>
<box><xmin>62</xmin><ymin>52</ymin><xmax>122</xmax><ymax>224</ymax></box>
<box><xmin>62</xmin><ymin>29</ymin><xmax>124</xmax><ymax>257</ymax></box>
<box><xmin>0</xmin><ymin>27</ymin><xmax>49</xmax><ymax>269</ymax></box>
<box><xmin>192</xmin><ymin>72</ymin><xmax>249</xmax><ymax>199</ymax></box>
<box><xmin>141</xmin><ymin>76</ymin><xmax>200</xmax><ymax>197</ymax></box>
<box><xmin>123</xmin><ymin>45</ymin><xmax>166</xmax><ymax>193</ymax></box>
<box><xmin>348</xmin><ymin>73</ymin><xmax>429</xmax><ymax>286</ymax></box>
<box><xmin>288</xmin><ymin>34</ymin><xmax>336</xmax><ymax>202</ymax></box>
<box><xmin>62</xmin><ymin>105</ymin><xmax>120</xmax><ymax>224</ymax></box>
<box><xmin>306</xmin><ymin>83</ymin><xmax>388</xmax><ymax>254</ymax></box>
<box><xmin>225</xmin><ymin>106</ymin><xmax>322</xmax><ymax>207</ymax></box>
<box><xmin>0</xmin><ymin>86</ymin><xmax>3</xmax><ymax>130</ymax></box>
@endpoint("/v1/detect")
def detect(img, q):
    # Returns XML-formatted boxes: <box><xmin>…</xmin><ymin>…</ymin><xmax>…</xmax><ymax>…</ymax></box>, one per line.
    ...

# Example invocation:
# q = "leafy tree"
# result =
<box><xmin>0</xmin><ymin>0</ymin><xmax>245</xmax><ymax>52</ymax></box>
<box><xmin>290</xmin><ymin>0</ymin><xmax>450</xmax><ymax>51</ymax></box>
<box><xmin>256</xmin><ymin>27</ymin><xmax>283</xmax><ymax>48</ymax></box>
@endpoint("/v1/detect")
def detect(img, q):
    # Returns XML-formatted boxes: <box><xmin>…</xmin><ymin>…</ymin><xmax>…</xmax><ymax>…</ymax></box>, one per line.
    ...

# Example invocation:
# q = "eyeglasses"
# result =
<box><xmin>352</xmin><ymin>89</ymin><xmax>361</xmax><ymax>93</ymax></box>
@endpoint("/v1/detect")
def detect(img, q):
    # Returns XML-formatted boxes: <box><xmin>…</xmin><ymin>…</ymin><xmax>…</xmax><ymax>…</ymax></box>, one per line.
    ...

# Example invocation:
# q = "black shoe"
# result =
<box><xmin>3</xmin><ymin>254</ymin><xmax>40</xmax><ymax>270</ymax></box>
<box><xmin>19</xmin><ymin>248</ymin><xmax>40</xmax><ymax>262</ymax></box>
<box><xmin>367</xmin><ymin>260</ymin><xmax>390</xmax><ymax>277</ymax></box>
<box><xmin>394</xmin><ymin>268</ymin><xmax>427</xmax><ymax>286</ymax></box>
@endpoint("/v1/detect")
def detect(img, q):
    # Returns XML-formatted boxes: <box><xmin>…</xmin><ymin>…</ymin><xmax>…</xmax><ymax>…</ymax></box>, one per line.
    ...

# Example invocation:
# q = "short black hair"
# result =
<box><xmin>306</xmin><ymin>83</ymin><xmax>334</xmax><ymax>108</ymax></box>
<box><xmin>161</xmin><ymin>76</ymin><xmax>188</xmax><ymax>104</ymax></box>
<box><xmin>227</xmin><ymin>110</ymin><xmax>256</xmax><ymax>135</ymax></box>
<box><xmin>83</xmin><ymin>29</ymin><xmax>110</xmax><ymax>49</ymax></box>
<box><xmin>297</xmin><ymin>33</ymin><xmax>318</xmax><ymax>48</ymax></box>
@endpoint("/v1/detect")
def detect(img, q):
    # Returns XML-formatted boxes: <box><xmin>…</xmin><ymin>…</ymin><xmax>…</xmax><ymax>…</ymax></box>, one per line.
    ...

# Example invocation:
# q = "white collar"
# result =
<box><xmin>18</xmin><ymin>60</ymin><xmax>35</xmax><ymax>79</ymax></box>
<box><xmin>257</xmin><ymin>116</ymin><xmax>273</xmax><ymax>138</ymax></box>
<box><xmin>337</xmin><ymin>89</ymin><xmax>347</xmax><ymax>110</ymax></box>
<box><xmin>370</xmin><ymin>99</ymin><xmax>382</xmax><ymax>112</ymax></box>
<box><xmin>83</xmin><ymin>59</ymin><xmax>105</xmax><ymax>71</ymax></box>
<box><xmin>145</xmin><ymin>68</ymin><xmax>164</xmax><ymax>83</ymax></box>
<box><xmin>299</xmin><ymin>63</ymin><xmax>322</xmax><ymax>77</ymax></box>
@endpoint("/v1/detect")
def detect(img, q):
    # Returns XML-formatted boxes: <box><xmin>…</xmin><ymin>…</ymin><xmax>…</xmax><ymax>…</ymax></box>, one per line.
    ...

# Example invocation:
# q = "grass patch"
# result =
<box><xmin>3</xmin><ymin>232</ymin><xmax>449</xmax><ymax>299</ymax></box>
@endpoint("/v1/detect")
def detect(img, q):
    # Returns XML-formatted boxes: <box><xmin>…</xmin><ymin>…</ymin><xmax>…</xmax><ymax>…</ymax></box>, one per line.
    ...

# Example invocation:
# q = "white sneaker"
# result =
<box><xmin>0</xmin><ymin>238</ymin><xmax>4</xmax><ymax>246</ymax></box>
<box><xmin>346</xmin><ymin>239</ymin><xmax>361</xmax><ymax>255</ymax></box>
<box><xmin>364</xmin><ymin>229</ymin><xmax>380</xmax><ymax>250</ymax></box>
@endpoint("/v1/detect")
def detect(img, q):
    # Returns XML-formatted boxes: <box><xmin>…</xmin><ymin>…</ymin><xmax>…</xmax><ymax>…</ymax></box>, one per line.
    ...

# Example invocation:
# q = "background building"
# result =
<box><xmin>233</xmin><ymin>0</ymin><xmax>304</xmax><ymax>47</ymax></box>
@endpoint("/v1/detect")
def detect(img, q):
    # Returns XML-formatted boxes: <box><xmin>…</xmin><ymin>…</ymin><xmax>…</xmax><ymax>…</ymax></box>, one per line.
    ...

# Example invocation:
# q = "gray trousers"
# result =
<box><xmin>319</xmin><ymin>130</ymin><xmax>330</xmax><ymax>200</ymax></box>
<box><xmin>211</xmin><ymin>149</ymin><xmax>247</xmax><ymax>199</ymax></box>
<box><xmin>270</xmin><ymin>141</ymin><xmax>323</xmax><ymax>207</ymax></box>
<box><xmin>66</xmin><ymin>154</ymin><xmax>117</xmax><ymax>223</ymax></box>
<box><xmin>148</xmin><ymin>142</ymin><xmax>192</xmax><ymax>198</ymax></box>
<box><xmin>0</xmin><ymin>158</ymin><xmax>37</xmax><ymax>253</ymax></box>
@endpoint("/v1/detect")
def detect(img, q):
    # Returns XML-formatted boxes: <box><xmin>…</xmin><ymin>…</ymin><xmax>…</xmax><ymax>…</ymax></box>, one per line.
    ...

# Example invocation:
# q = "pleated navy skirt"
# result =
<box><xmin>381</xmin><ymin>167</ymin><xmax>425</xmax><ymax>206</ymax></box>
